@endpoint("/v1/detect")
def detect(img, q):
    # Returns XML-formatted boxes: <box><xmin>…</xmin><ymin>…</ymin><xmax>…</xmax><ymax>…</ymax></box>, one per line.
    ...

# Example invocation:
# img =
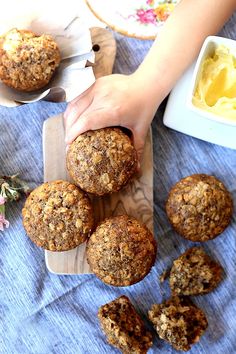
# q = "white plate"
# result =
<box><xmin>86</xmin><ymin>0</ymin><xmax>179</xmax><ymax>40</ymax></box>
<box><xmin>163</xmin><ymin>62</ymin><xmax>236</xmax><ymax>150</ymax></box>
<box><xmin>43</xmin><ymin>114</ymin><xmax>153</xmax><ymax>274</ymax></box>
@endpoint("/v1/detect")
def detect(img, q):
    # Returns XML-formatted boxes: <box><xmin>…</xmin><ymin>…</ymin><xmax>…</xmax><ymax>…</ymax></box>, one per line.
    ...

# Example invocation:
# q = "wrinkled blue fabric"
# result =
<box><xmin>1</xmin><ymin>14</ymin><xmax>236</xmax><ymax>354</ymax></box>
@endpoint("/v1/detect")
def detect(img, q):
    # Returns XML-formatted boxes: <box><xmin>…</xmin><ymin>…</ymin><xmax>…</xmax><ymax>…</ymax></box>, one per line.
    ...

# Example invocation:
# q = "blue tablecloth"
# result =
<box><xmin>1</xmin><ymin>14</ymin><xmax>236</xmax><ymax>354</ymax></box>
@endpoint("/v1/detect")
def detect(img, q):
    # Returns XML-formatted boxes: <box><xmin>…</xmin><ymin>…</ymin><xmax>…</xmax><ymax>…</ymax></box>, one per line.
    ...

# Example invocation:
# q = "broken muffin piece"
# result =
<box><xmin>148</xmin><ymin>296</ymin><xmax>208</xmax><ymax>352</ymax></box>
<box><xmin>169</xmin><ymin>247</ymin><xmax>223</xmax><ymax>296</ymax></box>
<box><xmin>98</xmin><ymin>295</ymin><xmax>153</xmax><ymax>354</ymax></box>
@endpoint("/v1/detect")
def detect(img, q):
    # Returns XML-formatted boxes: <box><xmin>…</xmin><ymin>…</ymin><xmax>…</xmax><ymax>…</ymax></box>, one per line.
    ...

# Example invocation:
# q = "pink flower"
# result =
<box><xmin>136</xmin><ymin>8</ymin><xmax>157</xmax><ymax>24</ymax></box>
<box><xmin>0</xmin><ymin>196</ymin><xmax>5</xmax><ymax>205</ymax></box>
<box><xmin>146</xmin><ymin>0</ymin><xmax>154</xmax><ymax>5</ymax></box>
<box><xmin>0</xmin><ymin>214</ymin><xmax>9</xmax><ymax>231</ymax></box>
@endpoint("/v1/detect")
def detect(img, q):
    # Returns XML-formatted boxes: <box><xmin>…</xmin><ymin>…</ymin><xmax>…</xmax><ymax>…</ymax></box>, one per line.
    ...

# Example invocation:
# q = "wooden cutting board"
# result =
<box><xmin>43</xmin><ymin>27</ymin><xmax>153</xmax><ymax>274</ymax></box>
<box><xmin>89</xmin><ymin>27</ymin><xmax>116</xmax><ymax>77</ymax></box>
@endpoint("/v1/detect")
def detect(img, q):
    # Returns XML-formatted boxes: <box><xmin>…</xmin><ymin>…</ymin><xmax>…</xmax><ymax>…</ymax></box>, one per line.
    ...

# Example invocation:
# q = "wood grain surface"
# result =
<box><xmin>43</xmin><ymin>28</ymin><xmax>153</xmax><ymax>274</ymax></box>
<box><xmin>89</xmin><ymin>27</ymin><xmax>116</xmax><ymax>78</ymax></box>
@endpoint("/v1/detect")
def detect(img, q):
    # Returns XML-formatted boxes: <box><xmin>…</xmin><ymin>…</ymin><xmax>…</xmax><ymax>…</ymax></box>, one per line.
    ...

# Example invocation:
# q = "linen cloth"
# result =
<box><xmin>1</xmin><ymin>13</ymin><xmax>236</xmax><ymax>354</ymax></box>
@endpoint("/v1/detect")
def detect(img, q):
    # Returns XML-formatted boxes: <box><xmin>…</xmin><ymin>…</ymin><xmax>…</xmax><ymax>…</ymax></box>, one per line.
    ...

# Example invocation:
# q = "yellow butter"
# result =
<box><xmin>192</xmin><ymin>45</ymin><xmax>236</xmax><ymax>120</ymax></box>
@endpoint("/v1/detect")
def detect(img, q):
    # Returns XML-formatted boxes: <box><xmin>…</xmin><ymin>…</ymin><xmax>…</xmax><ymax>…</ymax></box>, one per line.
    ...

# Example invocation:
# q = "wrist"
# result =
<box><xmin>131</xmin><ymin>64</ymin><xmax>169</xmax><ymax>109</ymax></box>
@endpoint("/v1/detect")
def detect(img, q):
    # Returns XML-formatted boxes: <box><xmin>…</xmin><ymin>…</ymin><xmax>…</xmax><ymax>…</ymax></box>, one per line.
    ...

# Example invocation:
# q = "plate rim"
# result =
<box><xmin>86</xmin><ymin>0</ymin><xmax>160</xmax><ymax>40</ymax></box>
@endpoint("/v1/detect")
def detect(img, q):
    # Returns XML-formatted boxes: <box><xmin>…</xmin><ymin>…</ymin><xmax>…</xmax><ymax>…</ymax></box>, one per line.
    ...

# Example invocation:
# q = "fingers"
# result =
<box><xmin>64</xmin><ymin>86</ymin><xmax>94</xmax><ymax>132</ymax></box>
<box><xmin>65</xmin><ymin>104</ymin><xmax>146</xmax><ymax>167</ymax></box>
<box><xmin>65</xmin><ymin>108</ymin><xmax>119</xmax><ymax>144</ymax></box>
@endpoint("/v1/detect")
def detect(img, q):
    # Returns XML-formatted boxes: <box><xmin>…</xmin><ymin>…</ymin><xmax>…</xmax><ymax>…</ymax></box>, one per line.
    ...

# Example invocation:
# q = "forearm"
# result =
<box><xmin>135</xmin><ymin>0</ymin><xmax>236</xmax><ymax>106</ymax></box>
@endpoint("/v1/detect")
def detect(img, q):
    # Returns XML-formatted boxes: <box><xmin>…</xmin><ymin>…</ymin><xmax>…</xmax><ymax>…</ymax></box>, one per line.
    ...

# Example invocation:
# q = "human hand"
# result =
<box><xmin>64</xmin><ymin>73</ymin><xmax>159</xmax><ymax>161</ymax></box>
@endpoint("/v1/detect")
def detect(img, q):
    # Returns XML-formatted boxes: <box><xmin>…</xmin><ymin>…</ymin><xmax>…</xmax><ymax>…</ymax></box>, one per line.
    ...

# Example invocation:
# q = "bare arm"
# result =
<box><xmin>64</xmin><ymin>0</ymin><xmax>236</xmax><ymax>159</ymax></box>
<box><xmin>135</xmin><ymin>0</ymin><xmax>236</xmax><ymax>106</ymax></box>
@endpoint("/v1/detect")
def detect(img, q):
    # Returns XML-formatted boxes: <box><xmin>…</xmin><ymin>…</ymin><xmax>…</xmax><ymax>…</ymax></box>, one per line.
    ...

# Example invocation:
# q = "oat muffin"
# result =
<box><xmin>0</xmin><ymin>28</ymin><xmax>60</xmax><ymax>91</ymax></box>
<box><xmin>86</xmin><ymin>215</ymin><xmax>156</xmax><ymax>286</ymax></box>
<box><xmin>166</xmin><ymin>174</ymin><xmax>233</xmax><ymax>241</ymax></box>
<box><xmin>98</xmin><ymin>295</ymin><xmax>153</xmax><ymax>354</ymax></box>
<box><xmin>66</xmin><ymin>128</ymin><xmax>138</xmax><ymax>196</ymax></box>
<box><xmin>148</xmin><ymin>296</ymin><xmax>208</xmax><ymax>351</ymax></box>
<box><xmin>169</xmin><ymin>247</ymin><xmax>223</xmax><ymax>296</ymax></box>
<box><xmin>22</xmin><ymin>180</ymin><xmax>94</xmax><ymax>251</ymax></box>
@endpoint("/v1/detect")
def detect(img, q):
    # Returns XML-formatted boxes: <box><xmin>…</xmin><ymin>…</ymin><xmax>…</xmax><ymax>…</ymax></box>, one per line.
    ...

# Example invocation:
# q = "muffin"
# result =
<box><xmin>148</xmin><ymin>296</ymin><xmax>208</xmax><ymax>352</ymax></box>
<box><xmin>66</xmin><ymin>128</ymin><xmax>138</xmax><ymax>196</ymax></box>
<box><xmin>86</xmin><ymin>215</ymin><xmax>156</xmax><ymax>286</ymax></box>
<box><xmin>98</xmin><ymin>295</ymin><xmax>153</xmax><ymax>354</ymax></box>
<box><xmin>169</xmin><ymin>247</ymin><xmax>223</xmax><ymax>296</ymax></box>
<box><xmin>166</xmin><ymin>174</ymin><xmax>233</xmax><ymax>241</ymax></box>
<box><xmin>22</xmin><ymin>180</ymin><xmax>94</xmax><ymax>251</ymax></box>
<box><xmin>0</xmin><ymin>28</ymin><xmax>60</xmax><ymax>91</ymax></box>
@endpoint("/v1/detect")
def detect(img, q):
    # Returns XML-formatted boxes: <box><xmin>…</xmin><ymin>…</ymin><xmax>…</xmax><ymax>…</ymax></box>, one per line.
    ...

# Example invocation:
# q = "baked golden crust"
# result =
<box><xmin>86</xmin><ymin>215</ymin><xmax>157</xmax><ymax>286</ymax></box>
<box><xmin>22</xmin><ymin>180</ymin><xmax>94</xmax><ymax>251</ymax></box>
<box><xmin>166</xmin><ymin>174</ymin><xmax>233</xmax><ymax>241</ymax></box>
<box><xmin>0</xmin><ymin>28</ymin><xmax>60</xmax><ymax>91</ymax></box>
<box><xmin>148</xmin><ymin>296</ymin><xmax>208</xmax><ymax>352</ymax></box>
<box><xmin>169</xmin><ymin>247</ymin><xmax>223</xmax><ymax>296</ymax></box>
<box><xmin>98</xmin><ymin>296</ymin><xmax>153</xmax><ymax>354</ymax></box>
<box><xmin>66</xmin><ymin>128</ymin><xmax>138</xmax><ymax>196</ymax></box>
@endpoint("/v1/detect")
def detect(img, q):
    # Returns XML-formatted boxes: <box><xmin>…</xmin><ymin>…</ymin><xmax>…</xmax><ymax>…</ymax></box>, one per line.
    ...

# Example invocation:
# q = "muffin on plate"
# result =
<box><xmin>0</xmin><ymin>28</ymin><xmax>60</xmax><ymax>91</ymax></box>
<box><xmin>22</xmin><ymin>180</ymin><xmax>94</xmax><ymax>251</ymax></box>
<box><xmin>86</xmin><ymin>215</ymin><xmax>156</xmax><ymax>286</ymax></box>
<box><xmin>148</xmin><ymin>296</ymin><xmax>208</xmax><ymax>352</ymax></box>
<box><xmin>66</xmin><ymin>127</ymin><xmax>138</xmax><ymax>196</ymax></box>
<box><xmin>98</xmin><ymin>295</ymin><xmax>153</xmax><ymax>354</ymax></box>
<box><xmin>169</xmin><ymin>247</ymin><xmax>223</xmax><ymax>296</ymax></box>
<box><xmin>166</xmin><ymin>174</ymin><xmax>233</xmax><ymax>241</ymax></box>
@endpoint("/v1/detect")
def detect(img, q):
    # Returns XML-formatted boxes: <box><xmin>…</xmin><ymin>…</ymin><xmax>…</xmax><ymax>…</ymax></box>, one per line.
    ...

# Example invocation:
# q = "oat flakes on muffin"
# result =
<box><xmin>66</xmin><ymin>127</ymin><xmax>138</xmax><ymax>196</ymax></box>
<box><xmin>148</xmin><ymin>296</ymin><xmax>208</xmax><ymax>352</ymax></box>
<box><xmin>98</xmin><ymin>295</ymin><xmax>153</xmax><ymax>354</ymax></box>
<box><xmin>166</xmin><ymin>174</ymin><xmax>233</xmax><ymax>241</ymax></box>
<box><xmin>0</xmin><ymin>28</ymin><xmax>60</xmax><ymax>91</ymax></box>
<box><xmin>86</xmin><ymin>215</ymin><xmax>156</xmax><ymax>286</ymax></box>
<box><xmin>169</xmin><ymin>247</ymin><xmax>223</xmax><ymax>296</ymax></box>
<box><xmin>22</xmin><ymin>180</ymin><xmax>94</xmax><ymax>251</ymax></box>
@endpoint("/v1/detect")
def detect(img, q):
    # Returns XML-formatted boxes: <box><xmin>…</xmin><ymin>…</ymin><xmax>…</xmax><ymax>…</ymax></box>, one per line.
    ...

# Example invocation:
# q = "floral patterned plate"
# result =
<box><xmin>86</xmin><ymin>0</ymin><xmax>179</xmax><ymax>40</ymax></box>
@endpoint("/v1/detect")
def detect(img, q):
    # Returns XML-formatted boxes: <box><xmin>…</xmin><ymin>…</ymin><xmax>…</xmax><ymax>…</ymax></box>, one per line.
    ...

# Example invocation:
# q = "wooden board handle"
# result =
<box><xmin>90</xmin><ymin>27</ymin><xmax>117</xmax><ymax>78</ymax></box>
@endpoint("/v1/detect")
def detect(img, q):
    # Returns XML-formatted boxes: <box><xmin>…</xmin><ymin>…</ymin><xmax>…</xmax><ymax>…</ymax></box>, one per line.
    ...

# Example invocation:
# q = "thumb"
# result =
<box><xmin>131</xmin><ymin>130</ymin><xmax>147</xmax><ymax>168</ymax></box>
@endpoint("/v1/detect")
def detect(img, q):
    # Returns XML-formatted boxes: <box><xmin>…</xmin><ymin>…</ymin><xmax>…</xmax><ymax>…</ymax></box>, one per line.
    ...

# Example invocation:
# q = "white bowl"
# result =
<box><xmin>187</xmin><ymin>35</ymin><xmax>236</xmax><ymax>126</ymax></box>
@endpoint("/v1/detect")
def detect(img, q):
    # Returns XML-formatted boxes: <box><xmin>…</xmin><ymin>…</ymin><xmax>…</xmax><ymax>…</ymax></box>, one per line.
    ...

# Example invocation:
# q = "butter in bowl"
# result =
<box><xmin>188</xmin><ymin>36</ymin><xmax>236</xmax><ymax>125</ymax></box>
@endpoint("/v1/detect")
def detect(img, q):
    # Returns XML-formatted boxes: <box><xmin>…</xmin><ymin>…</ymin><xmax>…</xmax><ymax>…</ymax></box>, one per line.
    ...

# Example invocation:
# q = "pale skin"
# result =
<box><xmin>64</xmin><ymin>0</ymin><xmax>236</xmax><ymax>161</ymax></box>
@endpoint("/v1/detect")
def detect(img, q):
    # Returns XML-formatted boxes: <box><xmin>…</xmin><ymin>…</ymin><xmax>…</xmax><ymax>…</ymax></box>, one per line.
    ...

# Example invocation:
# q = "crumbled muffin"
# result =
<box><xmin>169</xmin><ymin>247</ymin><xmax>223</xmax><ymax>296</ymax></box>
<box><xmin>66</xmin><ymin>128</ymin><xmax>138</xmax><ymax>196</ymax></box>
<box><xmin>98</xmin><ymin>295</ymin><xmax>153</xmax><ymax>354</ymax></box>
<box><xmin>86</xmin><ymin>215</ymin><xmax>156</xmax><ymax>286</ymax></box>
<box><xmin>0</xmin><ymin>28</ymin><xmax>60</xmax><ymax>91</ymax></box>
<box><xmin>148</xmin><ymin>296</ymin><xmax>208</xmax><ymax>351</ymax></box>
<box><xmin>22</xmin><ymin>180</ymin><xmax>94</xmax><ymax>251</ymax></box>
<box><xmin>166</xmin><ymin>174</ymin><xmax>233</xmax><ymax>241</ymax></box>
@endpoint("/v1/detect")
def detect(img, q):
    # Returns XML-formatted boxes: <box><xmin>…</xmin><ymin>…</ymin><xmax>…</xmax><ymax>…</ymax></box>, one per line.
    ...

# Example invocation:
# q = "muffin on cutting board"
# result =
<box><xmin>22</xmin><ymin>180</ymin><xmax>94</xmax><ymax>251</ymax></box>
<box><xmin>87</xmin><ymin>215</ymin><xmax>156</xmax><ymax>286</ymax></box>
<box><xmin>0</xmin><ymin>28</ymin><xmax>60</xmax><ymax>91</ymax></box>
<box><xmin>66</xmin><ymin>127</ymin><xmax>138</xmax><ymax>196</ymax></box>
